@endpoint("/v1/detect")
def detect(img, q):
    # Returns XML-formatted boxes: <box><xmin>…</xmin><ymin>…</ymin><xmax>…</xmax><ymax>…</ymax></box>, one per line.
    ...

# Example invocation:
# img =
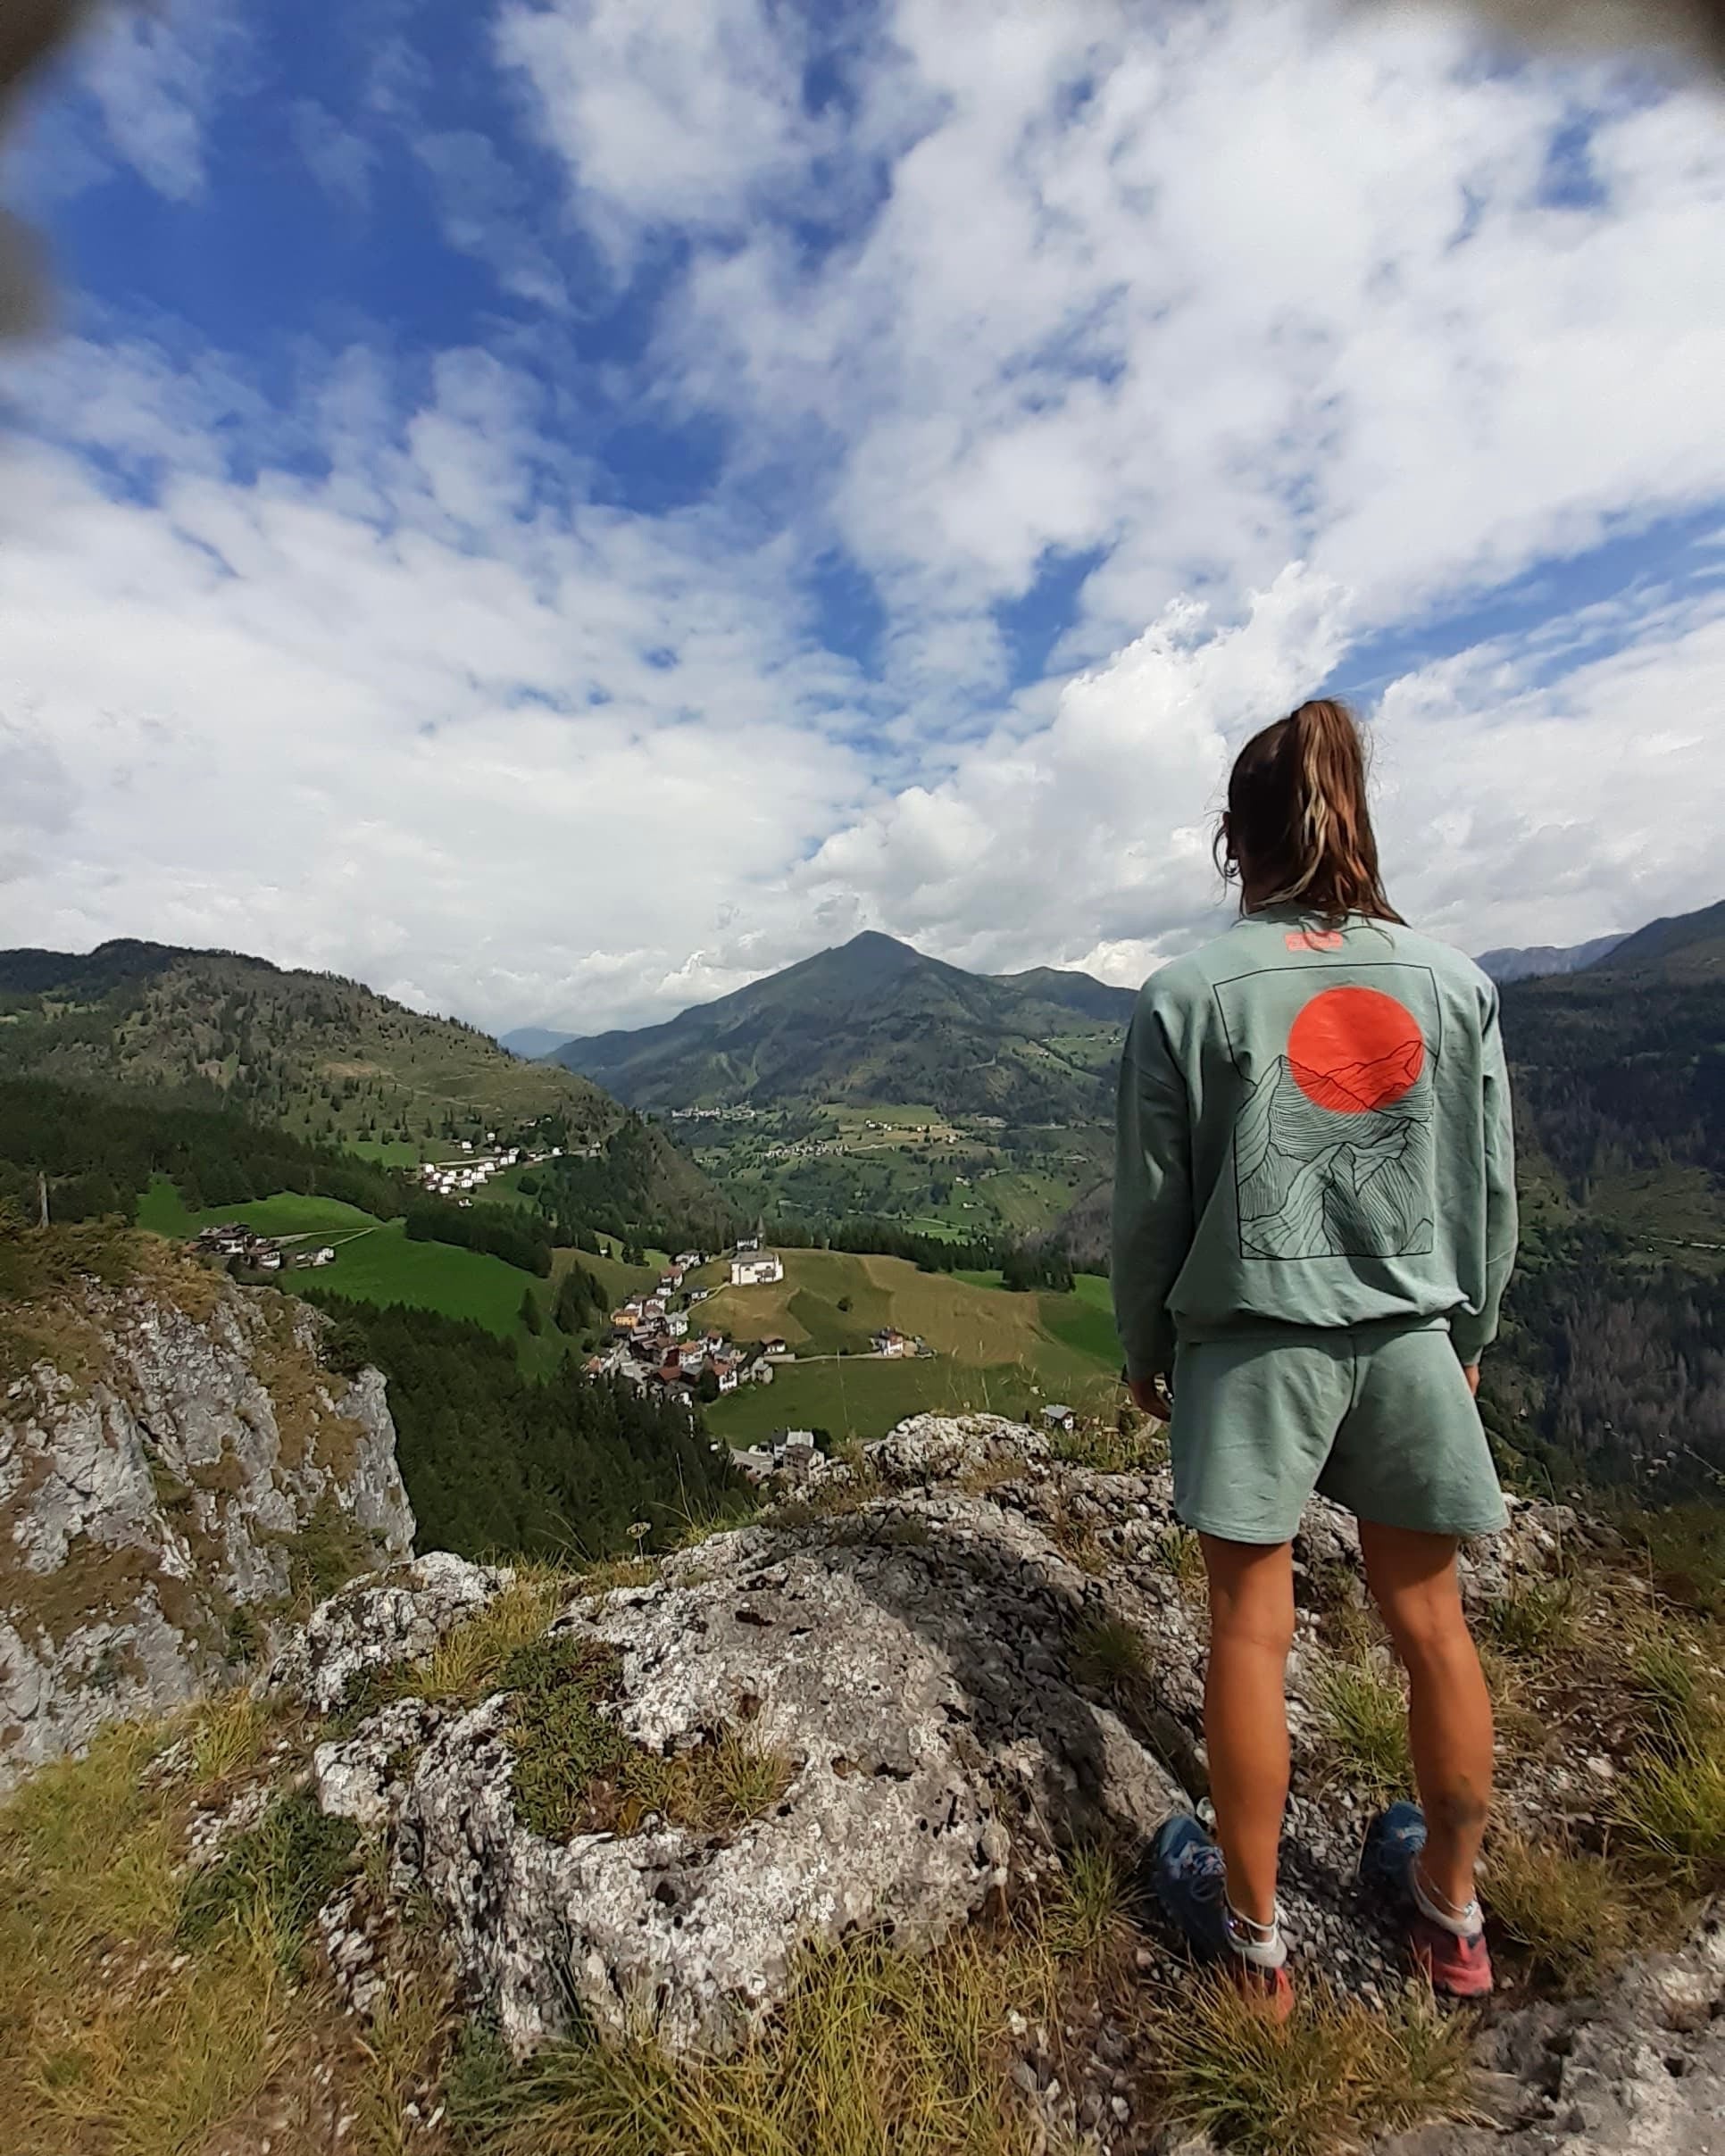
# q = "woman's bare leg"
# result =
<box><xmin>1199</xmin><ymin>1534</ymin><xmax>1296</xmax><ymax>1929</ymax></box>
<box><xmin>1358</xmin><ymin>1519</ymin><xmax>1494</xmax><ymax>1910</ymax></box>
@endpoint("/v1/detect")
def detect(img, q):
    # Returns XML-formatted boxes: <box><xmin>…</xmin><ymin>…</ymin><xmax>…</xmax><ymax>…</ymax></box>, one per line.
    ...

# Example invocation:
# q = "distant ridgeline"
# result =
<box><xmin>0</xmin><ymin>937</ymin><xmax>734</xmax><ymax>1253</ymax></box>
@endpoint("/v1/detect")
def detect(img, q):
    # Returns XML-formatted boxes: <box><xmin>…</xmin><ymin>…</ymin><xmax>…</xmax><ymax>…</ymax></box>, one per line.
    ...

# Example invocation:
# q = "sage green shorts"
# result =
<box><xmin>1169</xmin><ymin>1319</ymin><xmax>1507</xmax><ymax>1546</ymax></box>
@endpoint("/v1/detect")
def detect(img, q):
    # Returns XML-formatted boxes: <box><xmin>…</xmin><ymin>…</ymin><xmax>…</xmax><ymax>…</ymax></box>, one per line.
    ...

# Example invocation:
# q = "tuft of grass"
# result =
<box><xmin>456</xmin><ymin>1931</ymin><xmax>1058</xmax><ymax>2156</ymax></box>
<box><xmin>1310</xmin><ymin>1656</ymin><xmax>1412</xmax><ymax>1802</ymax></box>
<box><xmin>1483</xmin><ymin>1832</ymin><xmax>1637</xmax><ymax>1996</ymax></box>
<box><xmin>1625</xmin><ymin>1628</ymin><xmax>1715</xmax><ymax>1746</ymax></box>
<box><xmin>177</xmin><ymin>1790</ymin><xmax>359</xmax><ymax>1973</ymax></box>
<box><xmin>1054</xmin><ymin>1419</ymin><xmax>1168</xmax><ymax>1476</ymax></box>
<box><xmin>1482</xmin><ymin>1575</ymin><xmax>1582</xmax><ymax>1659</ymax></box>
<box><xmin>1069</xmin><ymin>1613</ymin><xmax>1152</xmax><ymax>1699</ymax></box>
<box><xmin>703</xmin><ymin>1730</ymin><xmax>796</xmax><ymax>1827</ymax></box>
<box><xmin>502</xmin><ymin>1635</ymin><xmax>632</xmax><ymax>1840</ymax></box>
<box><xmin>188</xmin><ymin>1686</ymin><xmax>273</xmax><ymax>1788</ymax></box>
<box><xmin>1146</xmin><ymin>1972</ymin><xmax>1477</xmax><ymax>2156</ymax></box>
<box><xmin>500</xmin><ymin>1631</ymin><xmax>797</xmax><ymax>1844</ymax></box>
<box><xmin>1148</xmin><ymin>1524</ymin><xmax>1206</xmax><ymax>1591</ymax></box>
<box><xmin>417</xmin><ymin>1574</ymin><xmax>568</xmax><ymax>1704</ymax></box>
<box><xmin>1613</xmin><ymin>1722</ymin><xmax>1725</xmax><ymax>1890</ymax></box>
<box><xmin>1046</xmin><ymin>1843</ymin><xmax>1137</xmax><ymax>1965</ymax></box>
<box><xmin>352</xmin><ymin>1944</ymin><xmax>459</xmax><ymax>2156</ymax></box>
<box><xmin>579</xmin><ymin>1554</ymin><xmax>660</xmax><ymax>1595</ymax></box>
<box><xmin>278</xmin><ymin>1492</ymin><xmax>385</xmax><ymax>1617</ymax></box>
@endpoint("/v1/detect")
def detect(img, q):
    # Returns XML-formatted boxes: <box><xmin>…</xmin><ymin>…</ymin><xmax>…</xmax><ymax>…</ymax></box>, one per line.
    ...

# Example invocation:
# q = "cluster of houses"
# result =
<box><xmin>730</xmin><ymin>1428</ymin><xmax>820</xmax><ymax>1482</ymax></box>
<box><xmin>413</xmin><ymin>1129</ymin><xmax>598</xmax><ymax>1203</ymax></box>
<box><xmin>587</xmin><ymin>1244</ymin><xmax>788</xmax><ymax>1401</ymax></box>
<box><xmin>192</xmin><ymin>1223</ymin><xmax>337</xmax><ymax>1273</ymax></box>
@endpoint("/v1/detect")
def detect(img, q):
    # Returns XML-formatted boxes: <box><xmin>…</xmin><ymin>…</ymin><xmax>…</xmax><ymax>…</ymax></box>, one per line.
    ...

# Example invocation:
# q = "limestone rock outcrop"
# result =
<box><xmin>1</xmin><ymin>1269</ymin><xmax>412</xmax><ymax>1789</ymax></box>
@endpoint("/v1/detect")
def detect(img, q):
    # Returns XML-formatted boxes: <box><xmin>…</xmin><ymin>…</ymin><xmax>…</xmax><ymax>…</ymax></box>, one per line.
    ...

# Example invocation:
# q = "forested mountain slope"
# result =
<box><xmin>0</xmin><ymin>941</ymin><xmax>724</xmax><ymax>1237</ymax></box>
<box><xmin>0</xmin><ymin>940</ymin><xmax>614</xmax><ymax>1145</ymax></box>
<box><xmin>549</xmin><ymin>930</ymin><xmax>1134</xmax><ymax>1120</ymax></box>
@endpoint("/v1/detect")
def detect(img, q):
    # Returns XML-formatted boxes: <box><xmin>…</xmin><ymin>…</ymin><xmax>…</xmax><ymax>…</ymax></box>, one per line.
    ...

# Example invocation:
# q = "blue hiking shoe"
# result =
<box><xmin>1362</xmin><ymin>1802</ymin><xmax>1494</xmax><ymax>1999</ymax></box>
<box><xmin>1152</xmin><ymin>1814</ymin><xmax>1293</xmax><ymax>2018</ymax></box>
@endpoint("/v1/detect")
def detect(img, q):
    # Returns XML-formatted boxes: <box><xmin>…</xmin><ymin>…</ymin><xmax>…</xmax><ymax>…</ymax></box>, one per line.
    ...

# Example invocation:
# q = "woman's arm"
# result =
<box><xmin>1112</xmin><ymin>999</ymin><xmax>1195</xmax><ymax>1390</ymax></box>
<box><xmin>1452</xmin><ymin>986</ymin><xmax>1518</xmax><ymax>1367</ymax></box>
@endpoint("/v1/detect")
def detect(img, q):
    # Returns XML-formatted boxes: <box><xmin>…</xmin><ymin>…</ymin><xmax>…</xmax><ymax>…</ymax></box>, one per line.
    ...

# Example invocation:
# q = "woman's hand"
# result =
<box><xmin>1462</xmin><ymin>1362</ymin><xmax>1480</xmax><ymax>1398</ymax></box>
<box><xmin>1128</xmin><ymin>1371</ymin><xmax>1173</xmax><ymax>1420</ymax></box>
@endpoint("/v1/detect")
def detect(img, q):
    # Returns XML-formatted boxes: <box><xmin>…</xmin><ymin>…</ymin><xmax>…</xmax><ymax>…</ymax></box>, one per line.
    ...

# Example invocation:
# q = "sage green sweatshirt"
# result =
<box><xmin>1112</xmin><ymin>906</ymin><xmax>1516</xmax><ymax>1379</ymax></box>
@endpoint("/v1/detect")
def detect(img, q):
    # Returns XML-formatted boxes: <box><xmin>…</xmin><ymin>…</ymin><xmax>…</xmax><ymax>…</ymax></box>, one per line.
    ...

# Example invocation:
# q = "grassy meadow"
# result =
<box><xmin>699</xmin><ymin>1248</ymin><xmax>1121</xmax><ymax>1444</ymax></box>
<box><xmin>135</xmin><ymin>1178</ymin><xmax>1121</xmax><ymax>1433</ymax></box>
<box><xmin>136</xmin><ymin>1177</ymin><xmax>571</xmax><ymax>1375</ymax></box>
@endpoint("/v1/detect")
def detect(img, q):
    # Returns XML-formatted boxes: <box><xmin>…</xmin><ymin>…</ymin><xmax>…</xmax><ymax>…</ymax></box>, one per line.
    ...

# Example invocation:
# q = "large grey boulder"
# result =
<box><xmin>362</xmin><ymin>1453</ymin><xmax>1188</xmax><ymax>2056</ymax></box>
<box><xmin>0</xmin><ymin>1273</ymin><xmax>414</xmax><ymax>1790</ymax></box>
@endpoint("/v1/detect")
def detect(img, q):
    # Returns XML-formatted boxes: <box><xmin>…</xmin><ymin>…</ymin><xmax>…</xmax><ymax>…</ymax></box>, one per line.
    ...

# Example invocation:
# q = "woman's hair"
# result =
<box><xmin>1216</xmin><ymin>697</ymin><xmax>1403</xmax><ymax>923</ymax></box>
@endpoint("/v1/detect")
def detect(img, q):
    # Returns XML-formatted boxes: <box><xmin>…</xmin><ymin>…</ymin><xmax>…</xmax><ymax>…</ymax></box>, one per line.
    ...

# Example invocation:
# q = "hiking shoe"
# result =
<box><xmin>1151</xmin><ymin>1814</ymin><xmax>1294</xmax><ymax>2019</ymax></box>
<box><xmin>1361</xmin><ymin>1802</ymin><xmax>1494</xmax><ymax>2000</ymax></box>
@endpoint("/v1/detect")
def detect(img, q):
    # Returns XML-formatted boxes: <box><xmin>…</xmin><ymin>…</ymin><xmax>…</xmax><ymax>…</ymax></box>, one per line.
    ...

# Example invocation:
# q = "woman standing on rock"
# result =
<box><xmin>1112</xmin><ymin>697</ymin><xmax>1515</xmax><ymax>2014</ymax></box>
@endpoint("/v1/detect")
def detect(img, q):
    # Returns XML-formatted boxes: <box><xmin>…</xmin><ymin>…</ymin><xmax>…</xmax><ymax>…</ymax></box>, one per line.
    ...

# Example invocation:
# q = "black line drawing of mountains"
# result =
<box><xmin>1235</xmin><ymin>1054</ymin><xmax>1435</xmax><ymax>1260</ymax></box>
<box><xmin>1288</xmin><ymin>1038</ymin><xmax>1424</xmax><ymax>1114</ymax></box>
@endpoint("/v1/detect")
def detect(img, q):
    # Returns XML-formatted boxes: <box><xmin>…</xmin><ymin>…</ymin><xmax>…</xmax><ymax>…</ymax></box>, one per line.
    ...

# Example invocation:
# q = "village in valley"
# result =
<box><xmin>585</xmin><ymin>1234</ymin><xmax>930</xmax><ymax>1414</ymax></box>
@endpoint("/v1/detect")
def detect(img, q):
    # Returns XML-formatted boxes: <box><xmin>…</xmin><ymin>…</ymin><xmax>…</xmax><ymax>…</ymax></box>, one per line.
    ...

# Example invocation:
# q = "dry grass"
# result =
<box><xmin>351</xmin><ymin>1946</ymin><xmax>460</xmax><ymax>2156</ymax></box>
<box><xmin>462</xmin><ymin>1931</ymin><xmax>1060</xmax><ymax>2156</ymax></box>
<box><xmin>1054</xmin><ymin>1419</ymin><xmax>1169</xmax><ymax>1476</ymax></box>
<box><xmin>578</xmin><ymin>1553</ymin><xmax>660</xmax><ymax>1595</ymax></box>
<box><xmin>0</xmin><ymin>1717</ymin><xmax>301</xmax><ymax>2156</ymax></box>
<box><xmin>1147</xmin><ymin>1524</ymin><xmax>1206</xmax><ymax>1592</ymax></box>
<box><xmin>188</xmin><ymin>1685</ymin><xmax>274</xmax><ymax>1786</ymax></box>
<box><xmin>1483</xmin><ymin>1831</ymin><xmax>1638</xmax><ymax>1996</ymax></box>
<box><xmin>1144</xmin><ymin>1972</ymin><xmax>1477</xmax><ymax>2156</ymax></box>
<box><xmin>1613</xmin><ymin>1724</ymin><xmax>1725</xmax><ymax>1890</ymax></box>
<box><xmin>1310</xmin><ymin>1656</ymin><xmax>1412</xmax><ymax>1802</ymax></box>
<box><xmin>414</xmin><ymin>1573</ymin><xmax>569</xmax><ymax>1703</ymax></box>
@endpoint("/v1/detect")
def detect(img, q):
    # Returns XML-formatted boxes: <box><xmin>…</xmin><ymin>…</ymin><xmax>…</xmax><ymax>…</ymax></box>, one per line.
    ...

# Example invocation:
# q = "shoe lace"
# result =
<box><xmin>1171</xmin><ymin>1841</ymin><xmax>1225</xmax><ymax>1904</ymax></box>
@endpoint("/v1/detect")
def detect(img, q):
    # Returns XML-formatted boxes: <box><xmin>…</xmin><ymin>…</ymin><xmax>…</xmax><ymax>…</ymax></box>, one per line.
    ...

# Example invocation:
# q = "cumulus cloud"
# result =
<box><xmin>4</xmin><ymin>0</ymin><xmax>1724</xmax><ymax>1033</ymax></box>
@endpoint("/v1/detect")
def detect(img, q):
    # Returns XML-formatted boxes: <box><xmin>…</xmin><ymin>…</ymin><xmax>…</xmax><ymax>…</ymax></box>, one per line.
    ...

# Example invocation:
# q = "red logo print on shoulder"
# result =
<box><xmin>1288</xmin><ymin>986</ymin><xmax>1425</xmax><ymax>1113</ymax></box>
<box><xmin>1285</xmin><ymin>928</ymin><xmax>1345</xmax><ymax>953</ymax></box>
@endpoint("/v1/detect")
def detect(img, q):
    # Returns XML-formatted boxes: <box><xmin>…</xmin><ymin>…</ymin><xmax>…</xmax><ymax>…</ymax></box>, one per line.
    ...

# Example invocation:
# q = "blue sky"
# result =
<box><xmin>3</xmin><ymin>0</ymin><xmax>1723</xmax><ymax>1033</ymax></box>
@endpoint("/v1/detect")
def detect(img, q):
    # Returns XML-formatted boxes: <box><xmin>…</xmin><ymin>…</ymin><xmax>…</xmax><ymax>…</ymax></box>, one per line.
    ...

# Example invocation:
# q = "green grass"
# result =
<box><xmin>136</xmin><ymin>1175</ymin><xmax>379</xmax><ymax>1242</ymax></box>
<box><xmin>1310</xmin><ymin>1657</ymin><xmax>1412</xmax><ymax>1801</ymax></box>
<box><xmin>1483</xmin><ymin>1832</ymin><xmax>1638</xmax><ymax>1995</ymax></box>
<box><xmin>346</xmin><ymin>1138</ymin><xmax>429</xmax><ymax>1167</ymax></box>
<box><xmin>452</xmin><ymin>1931</ymin><xmax>1062</xmax><ymax>2156</ymax></box>
<box><xmin>693</xmin><ymin>1250</ymin><xmax>1121</xmax><ymax>1444</ymax></box>
<box><xmin>1038</xmin><ymin>1275</ymin><xmax>1121</xmax><ymax>1366</ymax></box>
<box><xmin>707</xmin><ymin>1357</ymin><xmax>1012</xmax><ymax>1444</ymax></box>
<box><xmin>137</xmin><ymin>1176</ymin><xmax>565</xmax><ymax>1373</ymax></box>
<box><xmin>177</xmin><ymin>1793</ymin><xmax>359</xmax><ymax>1974</ymax></box>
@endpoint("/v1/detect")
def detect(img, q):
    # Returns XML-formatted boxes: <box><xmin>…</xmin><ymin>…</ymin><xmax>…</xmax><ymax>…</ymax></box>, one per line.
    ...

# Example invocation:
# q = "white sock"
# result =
<box><xmin>1411</xmin><ymin>1861</ymin><xmax>1483</xmax><ymax>1939</ymax></box>
<box><xmin>1224</xmin><ymin>1899</ymin><xmax>1289</xmax><ymax>1970</ymax></box>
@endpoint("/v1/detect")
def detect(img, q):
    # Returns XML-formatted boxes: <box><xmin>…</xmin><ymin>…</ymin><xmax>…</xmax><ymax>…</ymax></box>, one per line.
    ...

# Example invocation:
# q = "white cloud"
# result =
<box><xmin>496</xmin><ymin>0</ymin><xmax>846</xmax><ymax>262</ymax></box>
<box><xmin>71</xmin><ymin>2</ymin><xmax>244</xmax><ymax>201</ymax></box>
<box><xmin>633</xmin><ymin>0</ymin><xmax>1725</xmax><ymax>712</ymax></box>
<box><xmin>4</xmin><ymin>0</ymin><xmax>1725</xmax><ymax>1036</ymax></box>
<box><xmin>291</xmin><ymin>100</ymin><xmax>378</xmax><ymax>214</ymax></box>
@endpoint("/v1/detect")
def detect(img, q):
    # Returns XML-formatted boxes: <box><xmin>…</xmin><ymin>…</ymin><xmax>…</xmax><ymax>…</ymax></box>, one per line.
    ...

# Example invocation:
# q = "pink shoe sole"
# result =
<box><xmin>1410</xmin><ymin>1915</ymin><xmax>1495</xmax><ymax>1999</ymax></box>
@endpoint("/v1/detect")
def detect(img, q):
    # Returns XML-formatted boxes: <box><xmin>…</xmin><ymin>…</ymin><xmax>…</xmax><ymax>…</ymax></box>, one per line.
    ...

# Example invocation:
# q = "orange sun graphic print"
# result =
<box><xmin>1287</xmin><ymin>986</ymin><xmax>1426</xmax><ymax>1114</ymax></box>
<box><xmin>1220</xmin><ymin>969</ymin><xmax>1438</xmax><ymax>1261</ymax></box>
